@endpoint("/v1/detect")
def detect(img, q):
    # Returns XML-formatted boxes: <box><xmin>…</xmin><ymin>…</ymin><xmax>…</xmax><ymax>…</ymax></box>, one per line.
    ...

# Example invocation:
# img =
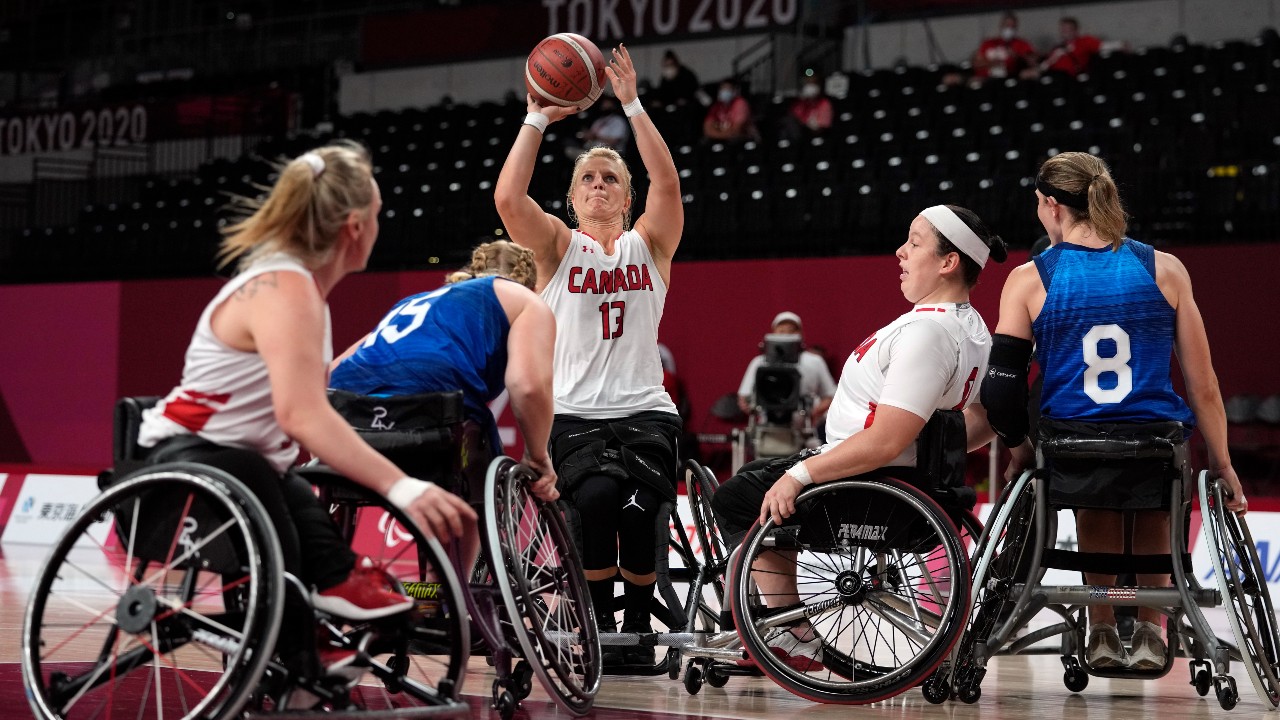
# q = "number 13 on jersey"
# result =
<box><xmin>598</xmin><ymin>301</ymin><xmax>626</xmax><ymax>340</ymax></box>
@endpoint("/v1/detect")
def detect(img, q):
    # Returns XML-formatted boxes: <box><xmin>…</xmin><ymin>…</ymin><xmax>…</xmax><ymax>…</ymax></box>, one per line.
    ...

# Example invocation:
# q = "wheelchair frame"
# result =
<box><xmin>934</xmin><ymin>433</ymin><xmax>1280</xmax><ymax>711</ymax></box>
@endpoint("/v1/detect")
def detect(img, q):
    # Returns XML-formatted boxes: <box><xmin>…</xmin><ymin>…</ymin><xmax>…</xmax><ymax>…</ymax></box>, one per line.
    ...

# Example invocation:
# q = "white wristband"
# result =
<box><xmin>387</xmin><ymin>476</ymin><xmax>435</xmax><ymax>511</ymax></box>
<box><xmin>523</xmin><ymin>112</ymin><xmax>549</xmax><ymax>134</ymax></box>
<box><xmin>622</xmin><ymin>98</ymin><xmax>645</xmax><ymax>118</ymax></box>
<box><xmin>787</xmin><ymin>459</ymin><xmax>813</xmax><ymax>486</ymax></box>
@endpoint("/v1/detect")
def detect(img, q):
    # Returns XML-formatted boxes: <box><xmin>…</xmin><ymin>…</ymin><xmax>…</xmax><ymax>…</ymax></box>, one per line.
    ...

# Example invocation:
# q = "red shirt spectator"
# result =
<box><xmin>789</xmin><ymin>77</ymin><xmax>833</xmax><ymax>132</ymax></box>
<box><xmin>1041</xmin><ymin>16</ymin><xmax>1102</xmax><ymax>76</ymax></box>
<box><xmin>973</xmin><ymin>12</ymin><xmax>1038</xmax><ymax>79</ymax></box>
<box><xmin>703</xmin><ymin>79</ymin><xmax>757</xmax><ymax>142</ymax></box>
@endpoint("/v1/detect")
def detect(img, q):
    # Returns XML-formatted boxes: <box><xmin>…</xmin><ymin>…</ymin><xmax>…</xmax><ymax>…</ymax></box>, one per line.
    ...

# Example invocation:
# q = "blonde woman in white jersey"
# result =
<box><xmin>137</xmin><ymin>141</ymin><xmax>476</xmax><ymax>684</ymax></box>
<box><xmin>496</xmin><ymin>43</ymin><xmax>683</xmax><ymax>665</ymax></box>
<box><xmin>711</xmin><ymin>205</ymin><xmax>1007</xmax><ymax>670</ymax></box>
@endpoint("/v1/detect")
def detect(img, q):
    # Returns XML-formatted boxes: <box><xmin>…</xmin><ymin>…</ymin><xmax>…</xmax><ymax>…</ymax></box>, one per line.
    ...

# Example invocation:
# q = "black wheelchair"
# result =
<box><xmin>21</xmin><ymin>393</ymin><xmax>599</xmax><ymax>719</ymax></box>
<box><xmin>330</xmin><ymin>389</ymin><xmax>601</xmax><ymax>719</ymax></box>
<box><xmin>716</xmin><ymin>410</ymin><xmax>980</xmax><ymax>704</ymax></box>
<box><xmin>933</xmin><ymin>420</ymin><xmax>1280</xmax><ymax>711</ymax></box>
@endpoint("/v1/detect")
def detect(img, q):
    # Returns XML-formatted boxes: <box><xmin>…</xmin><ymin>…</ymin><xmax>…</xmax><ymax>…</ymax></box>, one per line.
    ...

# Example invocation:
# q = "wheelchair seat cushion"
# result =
<box><xmin>1039</xmin><ymin>418</ymin><xmax>1185</xmax><ymax>511</ymax></box>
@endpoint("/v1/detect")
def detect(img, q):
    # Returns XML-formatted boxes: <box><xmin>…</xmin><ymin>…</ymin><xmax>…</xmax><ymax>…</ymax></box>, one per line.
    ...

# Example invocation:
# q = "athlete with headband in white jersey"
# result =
<box><xmin>712</xmin><ymin>204</ymin><xmax>1008</xmax><ymax>670</ymax></box>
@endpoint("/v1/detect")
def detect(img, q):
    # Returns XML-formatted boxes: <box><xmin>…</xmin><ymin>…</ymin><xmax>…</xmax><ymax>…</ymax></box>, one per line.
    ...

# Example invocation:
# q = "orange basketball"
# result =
<box><xmin>525</xmin><ymin>33</ymin><xmax>608</xmax><ymax>111</ymax></box>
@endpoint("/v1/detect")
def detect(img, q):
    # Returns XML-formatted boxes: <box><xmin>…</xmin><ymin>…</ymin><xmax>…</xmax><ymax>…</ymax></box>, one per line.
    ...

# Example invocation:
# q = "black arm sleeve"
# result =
<box><xmin>980</xmin><ymin>334</ymin><xmax>1035</xmax><ymax>447</ymax></box>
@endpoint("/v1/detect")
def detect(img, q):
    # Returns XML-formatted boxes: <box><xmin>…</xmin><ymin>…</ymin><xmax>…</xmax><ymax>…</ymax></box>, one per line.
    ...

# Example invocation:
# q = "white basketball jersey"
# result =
<box><xmin>823</xmin><ymin>303</ymin><xmax>991</xmax><ymax>467</ymax></box>
<box><xmin>540</xmin><ymin>229</ymin><xmax>676</xmax><ymax>418</ymax></box>
<box><xmin>138</xmin><ymin>254</ymin><xmax>332</xmax><ymax>473</ymax></box>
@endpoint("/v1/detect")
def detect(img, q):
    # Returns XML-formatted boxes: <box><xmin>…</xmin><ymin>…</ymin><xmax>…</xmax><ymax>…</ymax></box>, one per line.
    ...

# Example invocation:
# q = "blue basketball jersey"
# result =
<box><xmin>329</xmin><ymin>277</ymin><xmax>511</xmax><ymax>439</ymax></box>
<box><xmin>1032</xmin><ymin>239</ymin><xmax>1194</xmax><ymax>427</ymax></box>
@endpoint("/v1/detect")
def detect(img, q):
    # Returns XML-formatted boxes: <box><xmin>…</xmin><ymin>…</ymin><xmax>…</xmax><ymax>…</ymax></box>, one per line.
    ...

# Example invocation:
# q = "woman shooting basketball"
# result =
<box><xmin>495</xmin><ymin>42</ymin><xmax>684</xmax><ymax>666</ymax></box>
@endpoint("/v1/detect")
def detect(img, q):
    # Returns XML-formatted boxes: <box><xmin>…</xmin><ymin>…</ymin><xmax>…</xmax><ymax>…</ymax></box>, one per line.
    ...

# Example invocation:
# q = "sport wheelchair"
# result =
<box><xmin>711</xmin><ymin>410</ymin><xmax>980</xmax><ymax>704</ymax></box>
<box><xmin>21</xmin><ymin>394</ymin><xmax>600</xmax><ymax>720</ymax></box>
<box><xmin>330</xmin><ymin>389</ymin><xmax>601</xmax><ymax>719</ymax></box>
<box><xmin>933</xmin><ymin>420</ymin><xmax>1280</xmax><ymax>711</ymax></box>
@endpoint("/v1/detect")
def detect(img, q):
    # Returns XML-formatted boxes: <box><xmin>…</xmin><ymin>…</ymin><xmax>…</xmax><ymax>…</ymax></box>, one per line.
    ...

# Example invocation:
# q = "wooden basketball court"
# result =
<box><xmin>2</xmin><ymin>542</ymin><xmax>1265</xmax><ymax>720</ymax></box>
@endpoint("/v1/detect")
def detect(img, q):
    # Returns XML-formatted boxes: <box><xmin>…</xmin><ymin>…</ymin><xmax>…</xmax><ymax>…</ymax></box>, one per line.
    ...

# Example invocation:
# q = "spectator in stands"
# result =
<box><xmin>703</xmin><ymin>78</ymin><xmax>758</xmax><ymax>143</ymax></box>
<box><xmin>649</xmin><ymin>50</ymin><xmax>703</xmax><ymax>110</ymax></box>
<box><xmin>945</xmin><ymin>11</ymin><xmax>1038</xmax><ymax>86</ymax></box>
<box><xmin>779</xmin><ymin>74</ymin><xmax>833</xmax><ymax>142</ymax></box>
<box><xmin>737</xmin><ymin>311</ymin><xmax>836</xmax><ymax>423</ymax></box>
<box><xmin>566</xmin><ymin>94</ymin><xmax>631</xmax><ymax>158</ymax></box>
<box><xmin>1024</xmin><ymin>16</ymin><xmax>1102</xmax><ymax>79</ymax></box>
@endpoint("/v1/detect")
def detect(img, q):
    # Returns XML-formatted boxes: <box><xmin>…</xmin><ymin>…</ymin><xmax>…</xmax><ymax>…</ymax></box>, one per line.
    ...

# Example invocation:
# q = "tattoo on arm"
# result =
<box><xmin>234</xmin><ymin>272</ymin><xmax>278</xmax><ymax>300</ymax></box>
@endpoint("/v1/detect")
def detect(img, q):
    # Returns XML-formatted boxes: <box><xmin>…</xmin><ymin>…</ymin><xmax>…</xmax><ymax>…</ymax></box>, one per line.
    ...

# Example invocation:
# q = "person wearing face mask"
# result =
<box><xmin>703</xmin><ymin>77</ymin><xmax>758</xmax><ymax>143</ymax></box>
<box><xmin>779</xmin><ymin>74</ymin><xmax>834</xmax><ymax>142</ymax></box>
<box><xmin>649</xmin><ymin>49</ymin><xmax>701</xmax><ymax>110</ymax></box>
<box><xmin>943</xmin><ymin>10</ymin><xmax>1037</xmax><ymax>87</ymax></box>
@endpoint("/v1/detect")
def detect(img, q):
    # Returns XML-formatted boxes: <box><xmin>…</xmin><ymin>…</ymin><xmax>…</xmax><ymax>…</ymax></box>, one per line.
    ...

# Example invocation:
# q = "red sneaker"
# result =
<box><xmin>312</xmin><ymin>558</ymin><xmax>414</xmax><ymax>621</ymax></box>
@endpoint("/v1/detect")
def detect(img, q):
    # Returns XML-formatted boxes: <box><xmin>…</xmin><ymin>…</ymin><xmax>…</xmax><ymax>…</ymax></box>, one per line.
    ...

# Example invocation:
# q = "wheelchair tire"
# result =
<box><xmin>686</xmin><ymin>460</ymin><xmax>729</xmax><ymax>627</ymax></box>
<box><xmin>23</xmin><ymin>464</ymin><xmax>284</xmax><ymax>720</ymax></box>
<box><xmin>731</xmin><ymin>476</ymin><xmax>968</xmax><ymax>704</ymax></box>
<box><xmin>309</xmin><ymin>471</ymin><xmax>471</xmax><ymax>708</ymax></box>
<box><xmin>485</xmin><ymin>457</ymin><xmax>601</xmax><ymax>716</ymax></box>
<box><xmin>1199</xmin><ymin>471</ymin><xmax>1280</xmax><ymax>710</ymax></box>
<box><xmin>944</xmin><ymin>470</ymin><xmax>1040</xmax><ymax>701</ymax></box>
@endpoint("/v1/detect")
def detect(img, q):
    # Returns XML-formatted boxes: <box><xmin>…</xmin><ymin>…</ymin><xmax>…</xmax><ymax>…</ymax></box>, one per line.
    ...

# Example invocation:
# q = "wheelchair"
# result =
<box><xmin>330</xmin><ymin>389</ymin><xmax>602</xmax><ymax>719</ymax></box>
<box><xmin>719</xmin><ymin>410</ymin><xmax>978</xmax><ymax>704</ymax></box>
<box><xmin>557</xmin><ymin>453</ymin><xmax>730</xmax><ymax>680</ymax></box>
<box><xmin>732</xmin><ymin>336</ymin><xmax>819</xmax><ymax>470</ymax></box>
<box><xmin>23</xmin><ymin>396</ymin><xmax>471</xmax><ymax>719</ymax></box>
<box><xmin>933</xmin><ymin>419</ymin><xmax>1280</xmax><ymax>711</ymax></box>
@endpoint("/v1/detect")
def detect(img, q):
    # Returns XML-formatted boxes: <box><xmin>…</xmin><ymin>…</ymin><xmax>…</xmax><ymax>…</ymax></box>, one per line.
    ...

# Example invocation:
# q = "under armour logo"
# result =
<box><xmin>623</xmin><ymin>491</ymin><xmax>644</xmax><ymax>512</ymax></box>
<box><xmin>371</xmin><ymin>406</ymin><xmax>395</xmax><ymax>430</ymax></box>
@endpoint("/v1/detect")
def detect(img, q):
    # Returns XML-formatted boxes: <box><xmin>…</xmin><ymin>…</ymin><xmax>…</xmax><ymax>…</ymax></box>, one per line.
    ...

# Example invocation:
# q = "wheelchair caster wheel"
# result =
<box><xmin>1064</xmin><ymin>667</ymin><xmax>1089</xmax><ymax>692</ymax></box>
<box><xmin>705</xmin><ymin>665</ymin><xmax>729</xmax><ymax>688</ymax></box>
<box><xmin>511</xmin><ymin>660</ymin><xmax>534</xmax><ymax>701</ymax></box>
<box><xmin>683</xmin><ymin>664</ymin><xmax>704</xmax><ymax>695</ymax></box>
<box><xmin>492</xmin><ymin>680</ymin><xmax>518</xmax><ymax>720</ymax></box>
<box><xmin>1215</xmin><ymin>676</ymin><xmax>1239</xmax><ymax>711</ymax></box>
<box><xmin>921</xmin><ymin>670</ymin><xmax>950</xmax><ymax>704</ymax></box>
<box><xmin>1191</xmin><ymin>667</ymin><xmax>1211</xmax><ymax>697</ymax></box>
<box><xmin>666</xmin><ymin>647</ymin><xmax>681</xmax><ymax>680</ymax></box>
<box><xmin>958</xmin><ymin>684</ymin><xmax>981</xmax><ymax>704</ymax></box>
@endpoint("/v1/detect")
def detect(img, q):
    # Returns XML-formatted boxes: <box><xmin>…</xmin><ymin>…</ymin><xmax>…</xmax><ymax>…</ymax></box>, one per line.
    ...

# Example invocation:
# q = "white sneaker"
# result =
<box><xmin>1127</xmin><ymin>621</ymin><xmax>1167</xmax><ymax>670</ymax></box>
<box><xmin>1085</xmin><ymin>623</ymin><xmax>1129</xmax><ymax>668</ymax></box>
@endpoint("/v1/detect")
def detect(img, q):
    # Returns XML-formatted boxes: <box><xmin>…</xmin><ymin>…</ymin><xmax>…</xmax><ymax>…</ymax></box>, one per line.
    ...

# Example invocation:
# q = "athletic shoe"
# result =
<box><xmin>312</xmin><ymin>558</ymin><xmax>414</xmax><ymax>621</ymax></box>
<box><xmin>1128</xmin><ymin>621</ymin><xmax>1167</xmax><ymax>670</ymax></box>
<box><xmin>1085</xmin><ymin>623</ymin><xmax>1129</xmax><ymax>669</ymax></box>
<box><xmin>767</xmin><ymin>630</ymin><xmax>824</xmax><ymax>672</ymax></box>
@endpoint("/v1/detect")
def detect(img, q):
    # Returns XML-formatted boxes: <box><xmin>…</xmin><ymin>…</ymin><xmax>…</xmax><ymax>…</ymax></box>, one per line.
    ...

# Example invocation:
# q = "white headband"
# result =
<box><xmin>920</xmin><ymin>205</ymin><xmax>988</xmax><ymax>268</ymax></box>
<box><xmin>299</xmin><ymin>152</ymin><xmax>326</xmax><ymax>178</ymax></box>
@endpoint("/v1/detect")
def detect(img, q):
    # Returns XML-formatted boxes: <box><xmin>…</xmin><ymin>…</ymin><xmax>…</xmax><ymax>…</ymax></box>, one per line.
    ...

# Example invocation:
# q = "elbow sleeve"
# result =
<box><xmin>980</xmin><ymin>334</ymin><xmax>1035</xmax><ymax>447</ymax></box>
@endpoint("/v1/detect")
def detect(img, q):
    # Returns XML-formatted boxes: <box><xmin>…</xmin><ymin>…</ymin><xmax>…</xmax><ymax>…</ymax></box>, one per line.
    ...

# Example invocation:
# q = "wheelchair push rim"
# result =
<box><xmin>1199</xmin><ymin>471</ymin><xmax>1280</xmax><ymax>710</ymax></box>
<box><xmin>732</xmin><ymin>476</ymin><xmax>969</xmax><ymax>704</ymax></box>
<box><xmin>23</xmin><ymin>465</ymin><xmax>284</xmax><ymax>720</ymax></box>
<box><xmin>484</xmin><ymin>456</ymin><xmax>601</xmax><ymax>715</ymax></box>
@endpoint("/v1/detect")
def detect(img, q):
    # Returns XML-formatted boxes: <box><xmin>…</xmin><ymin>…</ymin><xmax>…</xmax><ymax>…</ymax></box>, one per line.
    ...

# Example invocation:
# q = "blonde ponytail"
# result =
<box><xmin>1037</xmin><ymin>151</ymin><xmax>1127</xmax><ymax>249</ymax></box>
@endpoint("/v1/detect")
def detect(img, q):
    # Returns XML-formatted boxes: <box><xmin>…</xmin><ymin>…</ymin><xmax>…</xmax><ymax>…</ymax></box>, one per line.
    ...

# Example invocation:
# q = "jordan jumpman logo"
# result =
<box><xmin>623</xmin><ymin>490</ymin><xmax>644</xmax><ymax>511</ymax></box>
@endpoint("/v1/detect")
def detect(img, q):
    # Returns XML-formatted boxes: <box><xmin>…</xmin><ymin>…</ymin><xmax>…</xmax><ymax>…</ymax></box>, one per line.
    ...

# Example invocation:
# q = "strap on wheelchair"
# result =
<box><xmin>1038</xmin><ymin>418</ymin><xmax>1185</xmax><ymax>462</ymax></box>
<box><xmin>1040</xmin><ymin>548</ymin><xmax>1193</xmax><ymax>575</ymax></box>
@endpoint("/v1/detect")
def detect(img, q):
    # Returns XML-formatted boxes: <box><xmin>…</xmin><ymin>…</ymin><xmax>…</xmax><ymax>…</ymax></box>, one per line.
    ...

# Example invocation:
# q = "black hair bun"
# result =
<box><xmin>988</xmin><ymin>235</ymin><xmax>1009</xmax><ymax>263</ymax></box>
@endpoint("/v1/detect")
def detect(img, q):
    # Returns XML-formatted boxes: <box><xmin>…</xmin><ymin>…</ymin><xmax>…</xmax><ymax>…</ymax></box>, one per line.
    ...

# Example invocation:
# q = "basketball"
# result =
<box><xmin>525</xmin><ymin>33</ymin><xmax>608</xmax><ymax>111</ymax></box>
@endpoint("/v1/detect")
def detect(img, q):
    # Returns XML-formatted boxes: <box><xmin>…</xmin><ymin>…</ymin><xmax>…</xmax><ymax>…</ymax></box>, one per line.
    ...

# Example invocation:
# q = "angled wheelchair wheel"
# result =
<box><xmin>310</xmin><ymin>472</ymin><xmax>470</xmax><ymax>709</ymax></box>
<box><xmin>732</xmin><ymin>476</ymin><xmax>969</xmax><ymax>704</ymax></box>
<box><xmin>23</xmin><ymin>463</ymin><xmax>284</xmax><ymax>720</ymax></box>
<box><xmin>485</xmin><ymin>457</ymin><xmax>602</xmax><ymax>716</ymax></box>
<box><xmin>944</xmin><ymin>470</ymin><xmax>1040</xmax><ymax>703</ymax></box>
<box><xmin>1199</xmin><ymin>471</ymin><xmax>1280</xmax><ymax>710</ymax></box>
<box><xmin>686</xmin><ymin>461</ymin><xmax>729</xmax><ymax>625</ymax></box>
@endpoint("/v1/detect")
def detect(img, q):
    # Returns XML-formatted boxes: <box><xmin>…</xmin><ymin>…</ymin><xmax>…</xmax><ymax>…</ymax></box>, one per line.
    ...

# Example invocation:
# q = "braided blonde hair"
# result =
<box><xmin>445</xmin><ymin>240</ymin><xmax>537</xmax><ymax>289</ymax></box>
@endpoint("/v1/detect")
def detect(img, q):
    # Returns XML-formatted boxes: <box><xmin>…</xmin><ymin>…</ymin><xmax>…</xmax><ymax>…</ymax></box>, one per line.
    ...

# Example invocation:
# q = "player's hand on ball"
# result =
<box><xmin>526</xmin><ymin>94</ymin><xmax>579</xmax><ymax>123</ymax></box>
